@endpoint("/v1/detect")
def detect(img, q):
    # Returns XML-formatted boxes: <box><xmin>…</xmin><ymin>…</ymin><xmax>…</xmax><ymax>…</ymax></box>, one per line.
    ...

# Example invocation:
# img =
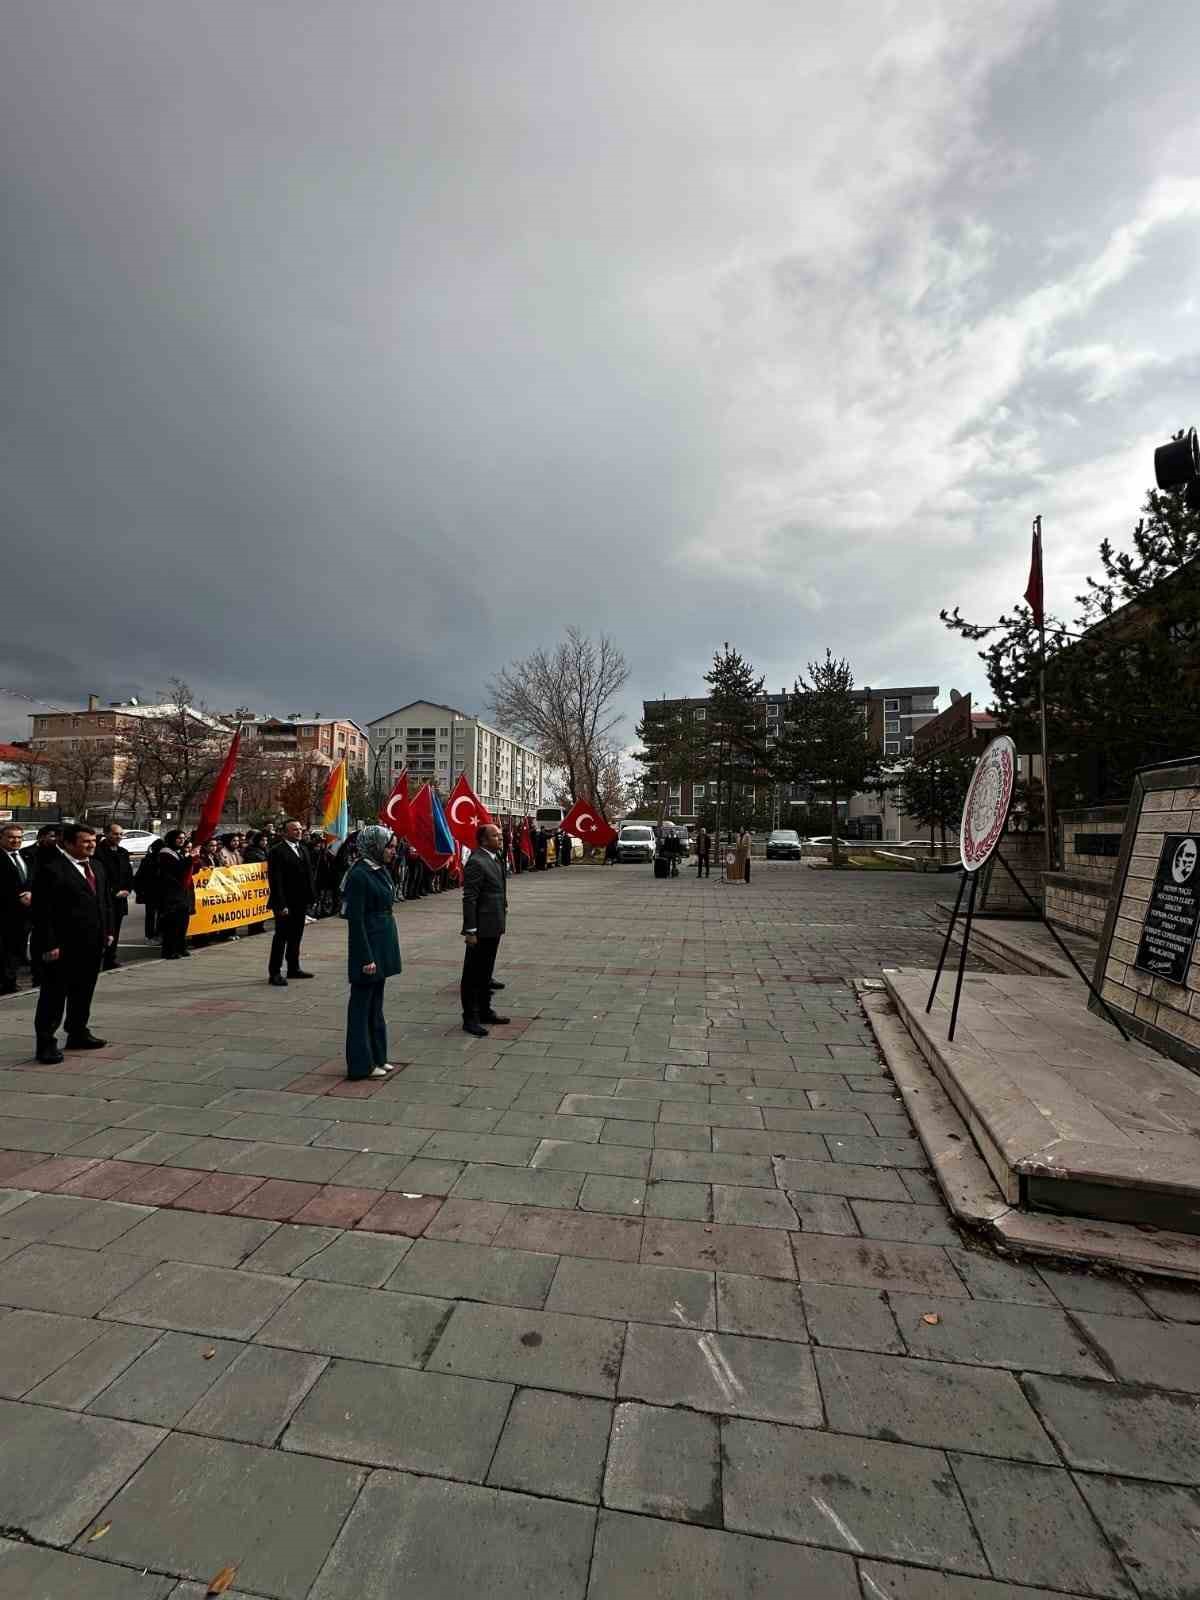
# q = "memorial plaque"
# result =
<box><xmin>1134</xmin><ymin>834</ymin><xmax>1200</xmax><ymax>985</ymax></box>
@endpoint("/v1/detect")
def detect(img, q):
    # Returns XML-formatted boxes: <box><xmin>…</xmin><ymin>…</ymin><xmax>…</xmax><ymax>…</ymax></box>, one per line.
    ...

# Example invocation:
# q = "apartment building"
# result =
<box><xmin>28</xmin><ymin>695</ymin><xmax>225</xmax><ymax>811</ymax></box>
<box><xmin>238</xmin><ymin>716</ymin><xmax>368</xmax><ymax>772</ymax></box>
<box><xmin>367</xmin><ymin>700</ymin><xmax>546</xmax><ymax>814</ymax></box>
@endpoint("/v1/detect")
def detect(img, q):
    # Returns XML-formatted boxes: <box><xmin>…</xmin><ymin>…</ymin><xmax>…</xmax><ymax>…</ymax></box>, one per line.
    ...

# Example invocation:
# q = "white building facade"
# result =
<box><xmin>366</xmin><ymin>700</ymin><xmax>547</xmax><ymax>815</ymax></box>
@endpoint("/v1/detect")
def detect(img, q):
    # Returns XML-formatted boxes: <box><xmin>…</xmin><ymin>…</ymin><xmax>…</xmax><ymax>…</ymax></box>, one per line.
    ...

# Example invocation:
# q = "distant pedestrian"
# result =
<box><xmin>695</xmin><ymin>825</ymin><xmax>711</xmax><ymax>879</ymax></box>
<box><xmin>157</xmin><ymin>829</ymin><xmax>196</xmax><ymax>959</ymax></box>
<box><xmin>0</xmin><ymin>823</ymin><xmax>32</xmax><ymax>994</ymax></box>
<box><xmin>461</xmin><ymin>822</ymin><xmax>509</xmax><ymax>1038</ymax></box>
<box><xmin>267</xmin><ymin>819</ymin><xmax>316</xmax><ymax>986</ymax></box>
<box><xmin>736</xmin><ymin>825</ymin><xmax>753</xmax><ymax>884</ymax></box>
<box><xmin>31</xmin><ymin>822</ymin><xmax>113</xmax><ymax>1063</ymax></box>
<box><xmin>604</xmin><ymin>834</ymin><xmax>618</xmax><ymax>865</ymax></box>
<box><xmin>96</xmin><ymin>822</ymin><xmax>134</xmax><ymax>970</ymax></box>
<box><xmin>342</xmin><ymin>825</ymin><xmax>402</xmax><ymax>1080</ymax></box>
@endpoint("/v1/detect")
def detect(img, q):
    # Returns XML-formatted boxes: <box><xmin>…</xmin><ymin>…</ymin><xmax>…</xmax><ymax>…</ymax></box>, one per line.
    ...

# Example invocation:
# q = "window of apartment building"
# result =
<box><xmin>692</xmin><ymin>783</ymin><xmax>705</xmax><ymax>800</ymax></box>
<box><xmin>439</xmin><ymin>727</ymin><xmax>448</xmax><ymax>736</ymax></box>
<box><xmin>884</xmin><ymin>740</ymin><xmax>900</xmax><ymax>755</ymax></box>
<box><xmin>693</xmin><ymin>708</ymin><xmax>706</xmax><ymax>721</ymax></box>
<box><xmin>884</xmin><ymin>699</ymin><xmax>899</xmax><ymax>713</ymax></box>
<box><xmin>884</xmin><ymin>718</ymin><xmax>900</xmax><ymax>733</ymax></box>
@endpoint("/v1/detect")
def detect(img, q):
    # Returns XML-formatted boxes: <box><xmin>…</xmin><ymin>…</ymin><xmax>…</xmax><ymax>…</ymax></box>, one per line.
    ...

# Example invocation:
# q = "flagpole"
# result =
<box><xmin>1034</xmin><ymin>515</ymin><xmax>1054</xmax><ymax>873</ymax></box>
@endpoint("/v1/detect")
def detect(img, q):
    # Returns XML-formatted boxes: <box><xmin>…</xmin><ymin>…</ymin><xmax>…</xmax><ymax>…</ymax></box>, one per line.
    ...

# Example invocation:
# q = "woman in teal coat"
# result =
<box><xmin>342</xmin><ymin>826</ymin><xmax>403</xmax><ymax>1081</ymax></box>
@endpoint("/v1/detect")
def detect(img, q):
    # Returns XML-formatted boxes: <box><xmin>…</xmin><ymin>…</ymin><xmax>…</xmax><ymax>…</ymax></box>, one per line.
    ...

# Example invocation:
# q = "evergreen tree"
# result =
<box><xmin>869</xmin><ymin>751</ymin><xmax>977</xmax><ymax>846</ymax></box>
<box><xmin>943</xmin><ymin>479</ymin><xmax>1200</xmax><ymax>804</ymax></box>
<box><xmin>703</xmin><ymin>643</ymin><xmax>770</xmax><ymax>842</ymax></box>
<box><xmin>776</xmin><ymin>651</ymin><xmax>881</xmax><ymax>868</ymax></box>
<box><xmin>632</xmin><ymin>696</ymin><xmax>708</xmax><ymax>823</ymax></box>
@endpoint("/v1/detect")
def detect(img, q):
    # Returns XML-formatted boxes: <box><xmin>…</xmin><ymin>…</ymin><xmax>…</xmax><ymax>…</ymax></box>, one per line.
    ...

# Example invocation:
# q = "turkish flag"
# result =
<box><xmin>562</xmin><ymin>798</ymin><xmax>617</xmax><ymax>848</ymax></box>
<box><xmin>1024</xmin><ymin>520</ymin><xmax>1044</xmax><ymax>630</ymax></box>
<box><xmin>194</xmin><ymin>726</ymin><xmax>242</xmax><ymax>848</ymax></box>
<box><xmin>379</xmin><ymin>769</ymin><xmax>411</xmax><ymax>837</ymax></box>
<box><xmin>445</xmin><ymin>772</ymin><xmax>493</xmax><ymax>851</ymax></box>
<box><xmin>519</xmin><ymin>817</ymin><xmax>535</xmax><ymax>862</ymax></box>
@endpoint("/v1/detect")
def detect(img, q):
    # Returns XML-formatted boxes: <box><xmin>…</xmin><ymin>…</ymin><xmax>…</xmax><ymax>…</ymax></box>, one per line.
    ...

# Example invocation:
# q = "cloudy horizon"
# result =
<box><xmin>4</xmin><ymin>0</ymin><xmax>1200</xmax><ymax>747</ymax></box>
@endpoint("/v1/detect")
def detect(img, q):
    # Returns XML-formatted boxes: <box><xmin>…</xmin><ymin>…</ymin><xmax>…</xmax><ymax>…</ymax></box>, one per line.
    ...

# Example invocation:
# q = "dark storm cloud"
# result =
<box><xmin>4</xmin><ymin>0</ymin><xmax>1200</xmax><ymax>745</ymax></box>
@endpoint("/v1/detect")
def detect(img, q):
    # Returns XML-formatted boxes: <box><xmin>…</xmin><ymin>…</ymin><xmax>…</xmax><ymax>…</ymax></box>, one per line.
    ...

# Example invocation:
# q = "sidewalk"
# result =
<box><xmin>0</xmin><ymin>865</ymin><xmax>1197</xmax><ymax>1597</ymax></box>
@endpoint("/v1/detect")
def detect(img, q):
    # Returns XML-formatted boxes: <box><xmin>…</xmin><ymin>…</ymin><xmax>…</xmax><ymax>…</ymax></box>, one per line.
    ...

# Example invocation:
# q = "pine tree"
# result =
<box><xmin>776</xmin><ymin>651</ymin><xmax>881</xmax><ymax>868</ymax></box>
<box><xmin>943</xmin><ymin>480</ymin><xmax>1200</xmax><ymax>804</ymax></box>
<box><xmin>702</xmin><ymin>644</ymin><xmax>770</xmax><ymax>842</ymax></box>
<box><xmin>632</xmin><ymin>697</ymin><xmax>708</xmax><ymax>823</ymax></box>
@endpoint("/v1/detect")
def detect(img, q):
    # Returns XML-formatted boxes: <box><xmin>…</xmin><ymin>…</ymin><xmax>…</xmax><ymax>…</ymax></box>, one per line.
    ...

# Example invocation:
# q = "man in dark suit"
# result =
<box><xmin>267</xmin><ymin>818</ymin><xmax>316</xmax><ymax>986</ymax></box>
<box><xmin>0</xmin><ymin>823</ymin><xmax>33</xmax><ymax>994</ymax></box>
<box><xmin>96</xmin><ymin>822</ymin><xmax>134</xmax><ymax>970</ymax></box>
<box><xmin>461</xmin><ymin>822</ymin><xmax>510</xmax><ymax>1037</ymax></box>
<box><xmin>21</xmin><ymin>825</ymin><xmax>59</xmax><ymax>986</ymax></box>
<box><xmin>31</xmin><ymin>822</ymin><xmax>113</xmax><ymax>1063</ymax></box>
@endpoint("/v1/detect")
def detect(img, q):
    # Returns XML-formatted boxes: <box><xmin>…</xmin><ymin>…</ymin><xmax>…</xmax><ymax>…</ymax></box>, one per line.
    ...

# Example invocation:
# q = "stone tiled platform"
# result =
<box><xmin>1</xmin><ymin>866</ymin><xmax>1198</xmax><ymax>1598</ymax></box>
<box><xmin>886</xmin><ymin>968</ymin><xmax>1200</xmax><ymax>1249</ymax></box>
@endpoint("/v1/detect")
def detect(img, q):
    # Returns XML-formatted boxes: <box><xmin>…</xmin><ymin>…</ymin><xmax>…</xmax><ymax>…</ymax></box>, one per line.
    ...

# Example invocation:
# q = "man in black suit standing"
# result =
<box><xmin>31</xmin><ymin>822</ymin><xmax>112</xmax><ymax>1063</ymax></box>
<box><xmin>461</xmin><ymin>822</ymin><xmax>510</xmax><ymax>1037</ymax></box>
<box><xmin>267</xmin><ymin>818</ymin><xmax>316</xmax><ymax>987</ymax></box>
<box><xmin>96</xmin><ymin>822</ymin><xmax>134</xmax><ymax>970</ymax></box>
<box><xmin>21</xmin><ymin>825</ymin><xmax>59</xmax><ymax>987</ymax></box>
<box><xmin>0</xmin><ymin>823</ymin><xmax>33</xmax><ymax>994</ymax></box>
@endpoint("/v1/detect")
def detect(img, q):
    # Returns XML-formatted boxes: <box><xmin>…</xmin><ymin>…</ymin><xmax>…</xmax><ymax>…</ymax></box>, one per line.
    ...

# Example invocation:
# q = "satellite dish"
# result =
<box><xmin>949</xmin><ymin>689</ymin><xmax>962</xmax><ymax>703</ymax></box>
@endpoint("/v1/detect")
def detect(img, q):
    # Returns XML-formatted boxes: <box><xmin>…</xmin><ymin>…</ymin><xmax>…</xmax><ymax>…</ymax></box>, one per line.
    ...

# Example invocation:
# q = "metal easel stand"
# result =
<box><xmin>992</xmin><ymin>849</ymin><xmax>1130</xmax><ymax>1043</ymax></box>
<box><xmin>926</xmin><ymin>867</ymin><xmax>980</xmax><ymax>1041</ymax></box>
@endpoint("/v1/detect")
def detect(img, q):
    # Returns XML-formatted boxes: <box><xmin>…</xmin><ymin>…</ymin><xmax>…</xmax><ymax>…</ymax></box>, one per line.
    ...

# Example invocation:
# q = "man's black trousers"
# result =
<box><xmin>269</xmin><ymin>913</ymin><xmax>306</xmax><ymax>976</ymax></box>
<box><xmin>461</xmin><ymin>936</ymin><xmax>500</xmax><ymax>1021</ymax></box>
<box><xmin>35</xmin><ymin>953</ymin><xmax>101</xmax><ymax>1042</ymax></box>
<box><xmin>697</xmin><ymin>853</ymin><xmax>710</xmax><ymax>878</ymax></box>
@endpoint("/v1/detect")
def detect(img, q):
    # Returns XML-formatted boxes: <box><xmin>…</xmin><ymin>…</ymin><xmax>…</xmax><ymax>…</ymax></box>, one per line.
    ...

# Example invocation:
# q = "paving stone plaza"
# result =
<box><xmin>0</xmin><ymin>863</ymin><xmax>1198</xmax><ymax>1598</ymax></box>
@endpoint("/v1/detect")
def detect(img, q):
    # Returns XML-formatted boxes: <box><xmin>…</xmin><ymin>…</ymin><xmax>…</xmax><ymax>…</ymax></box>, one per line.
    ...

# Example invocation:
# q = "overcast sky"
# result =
<box><xmin>4</xmin><ymin>0</ymin><xmax>1200</xmax><ymax>746</ymax></box>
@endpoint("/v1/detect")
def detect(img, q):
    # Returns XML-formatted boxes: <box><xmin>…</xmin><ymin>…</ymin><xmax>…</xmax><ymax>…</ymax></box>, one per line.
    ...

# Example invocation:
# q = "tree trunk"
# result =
<box><xmin>830</xmin><ymin>787</ymin><xmax>840</xmax><ymax>869</ymax></box>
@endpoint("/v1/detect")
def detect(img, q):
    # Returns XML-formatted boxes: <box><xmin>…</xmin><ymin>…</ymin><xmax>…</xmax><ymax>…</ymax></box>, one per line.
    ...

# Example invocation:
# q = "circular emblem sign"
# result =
<box><xmin>960</xmin><ymin>735</ymin><xmax>1016</xmax><ymax>873</ymax></box>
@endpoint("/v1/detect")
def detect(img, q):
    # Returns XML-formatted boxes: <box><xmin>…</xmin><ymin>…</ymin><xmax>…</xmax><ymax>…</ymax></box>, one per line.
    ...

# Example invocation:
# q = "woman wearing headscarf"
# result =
<box><xmin>342</xmin><ymin>824</ymin><xmax>402</xmax><ymax>1081</ymax></box>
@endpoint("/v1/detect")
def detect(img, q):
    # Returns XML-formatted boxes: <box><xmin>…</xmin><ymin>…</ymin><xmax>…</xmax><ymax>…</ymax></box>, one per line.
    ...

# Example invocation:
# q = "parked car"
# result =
<box><xmin>766</xmin><ymin>828</ymin><xmax>802</xmax><ymax>860</ymax></box>
<box><xmin>616</xmin><ymin>823</ymin><xmax>656</xmax><ymax>863</ymax></box>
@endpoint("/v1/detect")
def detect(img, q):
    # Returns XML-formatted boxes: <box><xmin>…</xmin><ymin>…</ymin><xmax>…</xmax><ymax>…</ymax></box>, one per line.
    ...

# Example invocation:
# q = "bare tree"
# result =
<box><xmin>487</xmin><ymin>628</ymin><xmax>630</xmax><ymax>820</ymax></box>
<box><xmin>277</xmin><ymin>754</ymin><xmax>332</xmax><ymax>826</ymax></box>
<box><xmin>44</xmin><ymin>740</ymin><xmax>111</xmax><ymax>818</ymax></box>
<box><xmin>116</xmin><ymin>679</ymin><xmax>227</xmax><ymax>822</ymax></box>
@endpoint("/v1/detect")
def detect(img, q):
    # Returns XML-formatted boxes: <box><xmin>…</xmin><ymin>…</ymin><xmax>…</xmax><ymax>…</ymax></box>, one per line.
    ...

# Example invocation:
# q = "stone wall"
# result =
<box><xmin>976</xmin><ymin>830</ymin><xmax>1046</xmax><ymax>915</ymax></box>
<box><xmin>1058</xmin><ymin>804</ymin><xmax>1127</xmax><ymax>885</ymax></box>
<box><xmin>1092</xmin><ymin>763</ymin><xmax>1200</xmax><ymax>1072</ymax></box>
<box><xmin>1044</xmin><ymin>876</ymin><xmax>1109</xmax><ymax>938</ymax></box>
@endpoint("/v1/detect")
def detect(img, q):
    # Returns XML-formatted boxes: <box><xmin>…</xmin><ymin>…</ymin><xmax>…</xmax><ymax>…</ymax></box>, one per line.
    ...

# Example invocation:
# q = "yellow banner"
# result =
<box><xmin>187</xmin><ymin>862</ymin><xmax>272</xmax><ymax>936</ymax></box>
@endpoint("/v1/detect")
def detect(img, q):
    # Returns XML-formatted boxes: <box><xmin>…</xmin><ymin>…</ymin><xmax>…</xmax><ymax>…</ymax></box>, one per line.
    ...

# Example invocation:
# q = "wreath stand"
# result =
<box><xmin>925</xmin><ymin>736</ymin><xmax>1130</xmax><ymax>1043</ymax></box>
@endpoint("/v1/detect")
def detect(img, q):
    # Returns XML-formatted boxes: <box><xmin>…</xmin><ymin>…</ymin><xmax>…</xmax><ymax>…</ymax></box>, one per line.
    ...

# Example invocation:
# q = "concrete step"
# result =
<box><xmin>879</xmin><ymin>967</ymin><xmax>1200</xmax><ymax>1244</ymax></box>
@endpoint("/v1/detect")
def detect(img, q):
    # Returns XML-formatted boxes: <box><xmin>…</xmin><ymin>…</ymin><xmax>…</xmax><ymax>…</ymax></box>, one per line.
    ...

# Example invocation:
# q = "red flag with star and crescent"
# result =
<box><xmin>519</xmin><ymin>817</ymin><xmax>535</xmax><ymax>862</ymax></box>
<box><xmin>562</xmin><ymin>798</ymin><xmax>617</xmax><ymax>849</ymax></box>
<box><xmin>379</xmin><ymin>769</ymin><xmax>411</xmax><ymax>838</ymax></box>
<box><xmin>445</xmin><ymin>772</ymin><xmax>493</xmax><ymax>852</ymax></box>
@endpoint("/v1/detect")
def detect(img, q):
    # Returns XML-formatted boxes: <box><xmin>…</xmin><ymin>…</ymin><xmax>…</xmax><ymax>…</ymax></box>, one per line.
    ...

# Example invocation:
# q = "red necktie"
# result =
<box><xmin>83</xmin><ymin>862</ymin><xmax>96</xmax><ymax>894</ymax></box>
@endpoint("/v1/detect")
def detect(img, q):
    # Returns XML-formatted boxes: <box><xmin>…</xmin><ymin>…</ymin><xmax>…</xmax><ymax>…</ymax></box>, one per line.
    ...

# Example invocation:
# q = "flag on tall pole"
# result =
<box><xmin>193</xmin><ymin>725</ymin><xmax>242</xmax><ymax>848</ymax></box>
<box><xmin>317</xmin><ymin>758</ymin><xmax>349</xmax><ymax>845</ymax></box>
<box><xmin>1027</xmin><ymin>514</ymin><xmax>1054</xmax><ymax>873</ymax></box>
<box><xmin>379</xmin><ymin>769</ymin><xmax>411</xmax><ymax>838</ymax></box>
<box><xmin>519</xmin><ymin>816</ymin><xmax>535</xmax><ymax>863</ymax></box>
<box><xmin>1024</xmin><ymin>518</ymin><xmax>1045</xmax><ymax>629</ymax></box>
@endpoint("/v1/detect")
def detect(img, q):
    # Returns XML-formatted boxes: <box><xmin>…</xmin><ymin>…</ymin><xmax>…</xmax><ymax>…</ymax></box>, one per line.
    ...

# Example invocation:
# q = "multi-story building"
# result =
<box><xmin>366</xmin><ymin>701</ymin><xmax>546</xmax><ymax>815</ymax></box>
<box><xmin>28</xmin><ymin>695</ymin><xmax>225</xmax><ymax>813</ymax></box>
<box><xmin>641</xmin><ymin>684</ymin><xmax>940</xmax><ymax>829</ymax></box>
<box><xmin>234</xmin><ymin>715</ymin><xmax>368</xmax><ymax>773</ymax></box>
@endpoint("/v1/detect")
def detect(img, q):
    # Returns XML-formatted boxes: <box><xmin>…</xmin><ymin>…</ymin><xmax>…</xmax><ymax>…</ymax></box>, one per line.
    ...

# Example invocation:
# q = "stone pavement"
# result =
<box><xmin>0</xmin><ymin>864</ymin><xmax>1198</xmax><ymax>1598</ymax></box>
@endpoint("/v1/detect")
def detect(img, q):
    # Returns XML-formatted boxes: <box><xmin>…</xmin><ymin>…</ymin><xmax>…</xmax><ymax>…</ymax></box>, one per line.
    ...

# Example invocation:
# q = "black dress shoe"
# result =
<box><xmin>481</xmin><ymin>1013</ymin><xmax>510</xmax><ymax>1026</ymax></box>
<box><xmin>178</xmin><ymin>949</ymin><xmax>192</xmax><ymax>957</ymax></box>
<box><xmin>66</xmin><ymin>1033</ymin><xmax>107</xmax><ymax>1050</ymax></box>
<box><xmin>462</xmin><ymin>1020</ymin><xmax>489</xmax><ymax>1037</ymax></box>
<box><xmin>269</xmin><ymin>974</ymin><xmax>288</xmax><ymax>987</ymax></box>
<box><xmin>36</xmin><ymin>1046</ymin><xmax>64</xmax><ymax>1064</ymax></box>
<box><xmin>488</xmin><ymin>980</ymin><xmax>506</xmax><ymax>991</ymax></box>
<box><xmin>289</xmin><ymin>970</ymin><xmax>315</xmax><ymax>979</ymax></box>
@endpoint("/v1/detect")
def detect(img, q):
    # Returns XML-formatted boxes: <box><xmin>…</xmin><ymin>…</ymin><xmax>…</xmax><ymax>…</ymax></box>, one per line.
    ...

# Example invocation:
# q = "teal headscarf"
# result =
<box><xmin>356</xmin><ymin>825</ymin><xmax>394</xmax><ymax>866</ymax></box>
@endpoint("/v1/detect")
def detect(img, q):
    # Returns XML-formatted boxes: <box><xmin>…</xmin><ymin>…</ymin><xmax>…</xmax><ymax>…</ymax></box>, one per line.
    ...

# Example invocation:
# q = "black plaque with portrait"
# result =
<box><xmin>1134</xmin><ymin>833</ymin><xmax>1200</xmax><ymax>985</ymax></box>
